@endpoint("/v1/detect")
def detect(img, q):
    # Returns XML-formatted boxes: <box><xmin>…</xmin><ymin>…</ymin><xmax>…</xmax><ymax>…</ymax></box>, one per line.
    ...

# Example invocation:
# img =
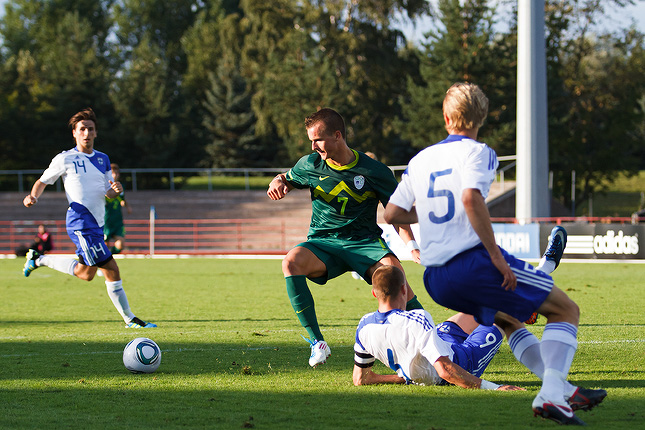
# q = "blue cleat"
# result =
<box><xmin>23</xmin><ymin>249</ymin><xmax>40</xmax><ymax>277</ymax></box>
<box><xmin>126</xmin><ymin>317</ymin><xmax>157</xmax><ymax>328</ymax></box>
<box><xmin>543</xmin><ymin>226</ymin><xmax>567</xmax><ymax>269</ymax></box>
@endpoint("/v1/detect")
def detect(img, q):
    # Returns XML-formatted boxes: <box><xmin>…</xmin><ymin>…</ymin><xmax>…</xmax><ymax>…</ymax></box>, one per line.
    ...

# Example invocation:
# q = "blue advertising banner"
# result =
<box><xmin>492</xmin><ymin>223</ymin><xmax>541</xmax><ymax>259</ymax></box>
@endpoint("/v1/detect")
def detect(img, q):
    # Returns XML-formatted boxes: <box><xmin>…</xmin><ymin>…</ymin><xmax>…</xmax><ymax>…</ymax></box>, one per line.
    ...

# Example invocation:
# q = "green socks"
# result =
<box><xmin>406</xmin><ymin>294</ymin><xmax>424</xmax><ymax>310</ymax></box>
<box><xmin>285</xmin><ymin>275</ymin><xmax>324</xmax><ymax>341</ymax></box>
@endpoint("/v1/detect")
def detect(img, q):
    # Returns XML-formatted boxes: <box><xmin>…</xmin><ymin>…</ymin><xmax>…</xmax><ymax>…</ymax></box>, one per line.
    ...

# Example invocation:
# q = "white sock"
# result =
<box><xmin>509</xmin><ymin>328</ymin><xmax>544</xmax><ymax>377</ymax></box>
<box><xmin>38</xmin><ymin>255</ymin><xmax>78</xmax><ymax>276</ymax></box>
<box><xmin>509</xmin><ymin>327</ymin><xmax>577</xmax><ymax>398</ymax></box>
<box><xmin>538</xmin><ymin>323</ymin><xmax>578</xmax><ymax>402</ymax></box>
<box><xmin>105</xmin><ymin>280</ymin><xmax>135</xmax><ymax>323</ymax></box>
<box><xmin>536</xmin><ymin>257</ymin><xmax>556</xmax><ymax>274</ymax></box>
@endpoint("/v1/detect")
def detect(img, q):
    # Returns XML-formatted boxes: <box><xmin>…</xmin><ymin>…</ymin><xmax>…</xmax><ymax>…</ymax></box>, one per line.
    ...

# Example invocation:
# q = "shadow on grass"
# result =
<box><xmin>1</xmin><ymin>341</ymin><xmax>643</xmax><ymax>428</ymax></box>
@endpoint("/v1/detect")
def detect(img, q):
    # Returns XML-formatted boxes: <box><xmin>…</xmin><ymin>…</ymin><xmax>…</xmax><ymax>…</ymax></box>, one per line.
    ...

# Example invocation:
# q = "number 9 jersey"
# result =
<box><xmin>389</xmin><ymin>135</ymin><xmax>498</xmax><ymax>266</ymax></box>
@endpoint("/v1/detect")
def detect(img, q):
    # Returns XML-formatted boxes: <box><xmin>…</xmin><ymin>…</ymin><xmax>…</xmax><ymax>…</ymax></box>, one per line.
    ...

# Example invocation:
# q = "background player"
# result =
<box><xmin>104</xmin><ymin>163</ymin><xmax>132</xmax><ymax>254</ymax></box>
<box><xmin>353</xmin><ymin>265</ymin><xmax>524</xmax><ymax>391</ymax></box>
<box><xmin>384</xmin><ymin>82</ymin><xmax>605</xmax><ymax>425</ymax></box>
<box><xmin>267</xmin><ymin>108</ymin><xmax>423</xmax><ymax>367</ymax></box>
<box><xmin>22</xmin><ymin>107</ymin><xmax>156</xmax><ymax>329</ymax></box>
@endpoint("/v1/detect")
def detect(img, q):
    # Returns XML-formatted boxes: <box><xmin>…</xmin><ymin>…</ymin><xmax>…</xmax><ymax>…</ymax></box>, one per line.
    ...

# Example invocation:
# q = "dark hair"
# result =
<box><xmin>68</xmin><ymin>107</ymin><xmax>97</xmax><ymax>130</ymax></box>
<box><xmin>304</xmin><ymin>108</ymin><xmax>346</xmax><ymax>140</ymax></box>
<box><xmin>371</xmin><ymin>265</ymin><xmax>405</xmax><ymax>299</ymax></box>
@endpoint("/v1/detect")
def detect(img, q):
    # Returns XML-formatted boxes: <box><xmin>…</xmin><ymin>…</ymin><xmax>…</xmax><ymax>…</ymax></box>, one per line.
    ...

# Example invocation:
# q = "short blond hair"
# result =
<box><xmin>443</xmin><ymin>82</ymin><xmax>489</xmax><ymax>132</ymax></box>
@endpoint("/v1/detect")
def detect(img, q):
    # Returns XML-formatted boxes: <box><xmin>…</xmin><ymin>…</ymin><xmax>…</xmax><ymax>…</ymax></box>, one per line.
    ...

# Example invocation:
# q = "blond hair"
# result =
<box><xmin>443</xmin><ymin>83</ymin><xmax>489</xmax><ymax>132</ymax></box>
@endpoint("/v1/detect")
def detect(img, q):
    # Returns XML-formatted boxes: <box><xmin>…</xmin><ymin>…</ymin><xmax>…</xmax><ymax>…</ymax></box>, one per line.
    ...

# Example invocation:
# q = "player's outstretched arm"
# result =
<box><xmin>432</xmin><ymin>356</ymin><xmax>523</xmax><ymax>391</ymax></box>
<box><xmin>267</xmin><ymin>173</ymin><xmax>292</xmax><ymax>200</ymax></box>
<box><xmin>23</xmin><ymin>180</ymin><xmax>47</xmax><ymax>207</ymax></box>
<box><xmin>353</xmin><ymin>364</ymin><xmax>405</xmax><ymax>386</ymax></box>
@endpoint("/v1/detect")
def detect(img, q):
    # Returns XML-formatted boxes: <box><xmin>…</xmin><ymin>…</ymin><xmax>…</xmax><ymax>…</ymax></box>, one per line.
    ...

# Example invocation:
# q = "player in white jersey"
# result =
<box><xmin>22</xmin><ymin>107</ymin><xmax>156</xmax><ymax>329</ymax></box>
<box><xmin>384</xmin><ymin>83</ymin><xmax>605</xmax><ymax>425</ymax></box>
<box><xmin>353</xmin><ymin>265</ymin><xmax>523</xmax><ymax>390</ymax></box>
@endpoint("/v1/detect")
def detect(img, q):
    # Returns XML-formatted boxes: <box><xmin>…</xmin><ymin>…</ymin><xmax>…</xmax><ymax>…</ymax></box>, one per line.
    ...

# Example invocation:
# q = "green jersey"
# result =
<box><xmin>286</xmin><ymin>150</ymin><xmax>398</xmax><ymax>240</ymax></box>
<box><xmin>104</xmin><ymin>192</ymin><xmax>125</xmax><ymax>230</ymax></box>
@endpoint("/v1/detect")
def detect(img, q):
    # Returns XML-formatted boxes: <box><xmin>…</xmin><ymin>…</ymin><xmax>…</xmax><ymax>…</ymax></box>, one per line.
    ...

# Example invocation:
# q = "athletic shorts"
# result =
<box><xmin>104</xmin><ymin>223</ymin><xmax>125</xmax><ymax>241</ymax></box>
<box><xmin>436</xmin><ymin>321</ymin><xmax>503</xmax><ymax>380</ymax></box>
<box><xmin>423</xmin><ymin>244</ymin><xmax>553</xmax><ymax>326</ymax></box>
<box><xmin>297</xmin><ymin>236</ymin><xmax>393</xmax><ymax>285</ymax></box>
<box><xmin>68</xmin><ymin>226</ymin><xmax>113</xmax><ymax>266</ymax></box>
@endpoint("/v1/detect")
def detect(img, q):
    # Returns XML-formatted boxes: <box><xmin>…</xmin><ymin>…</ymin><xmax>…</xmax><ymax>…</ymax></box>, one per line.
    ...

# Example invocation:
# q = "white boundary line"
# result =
<box><xmin>1</xmin><ymin>339</ymin><xmax>643</xmax><ymax>359</ymax></box>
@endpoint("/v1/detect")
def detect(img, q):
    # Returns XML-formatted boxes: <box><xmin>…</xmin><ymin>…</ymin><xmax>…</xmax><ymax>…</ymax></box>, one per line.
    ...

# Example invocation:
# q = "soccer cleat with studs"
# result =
<box><xmin>524</xmin><ymin>312</ymin><xmax>539</xmax><ymax>325</ymax></box>
<box><xmin>23</xmin><ymin>249</ymin><xmax>40</xmax><ymax>277</ymax></box>
<box><xmin>126</xmin><ymin>317</ymin><xmax>157</xmax><ymax>328</ymax></box>
<box><xmin>544</xmin><ymin>226</ymin><xmax>567</xmax><ymax>269</ymax></box>
<box><xmin>532</xmin><ymin>394</ymin><xmax>586</xmax><ymax>426</ymax></box>
<box><xmin>567</xmin><ymin>387</ymin><xmax>607</xmax><ymax>412</ymax></box>
<box><xmin>304</xmin><ymin>337</ymin><xmax>331</xmax><ymax>367</ymax></box>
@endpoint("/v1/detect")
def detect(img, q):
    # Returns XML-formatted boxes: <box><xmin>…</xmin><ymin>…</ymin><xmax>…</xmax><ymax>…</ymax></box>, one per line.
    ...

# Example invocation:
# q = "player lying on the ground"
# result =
<box><xmin>353</xmin><ymin>265</ymin><xmax>523</xmax><ymax>390</ymax></box>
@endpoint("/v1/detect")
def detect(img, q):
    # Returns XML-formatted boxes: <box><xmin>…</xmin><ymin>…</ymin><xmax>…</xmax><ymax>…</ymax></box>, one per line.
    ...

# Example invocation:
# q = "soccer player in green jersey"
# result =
<box><xmin>104</xmin><ymin>163</ymin><xmax>131</xmax><ymax>254</ymax></box>
<box><xmin>267</xmin><ymin>108</ymin><xmax>424</xmax><ymax>367</ymax></box>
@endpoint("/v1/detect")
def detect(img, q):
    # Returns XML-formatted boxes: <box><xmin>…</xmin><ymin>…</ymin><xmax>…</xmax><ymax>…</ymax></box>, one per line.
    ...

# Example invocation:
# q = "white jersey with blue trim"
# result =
<box><xmin>39</xmin><ymin>148</ymin><xmax>112</xmax><ymax>229</ymax></box>
<box><xmin>389</xmin><ymin>135</ymin><xmax>498</xmax><ymax>266</ymax></box>
<box><xmin>353</xmin><ymin>309</ymin><xmax>454</xmax><ymax>385</ymax></box>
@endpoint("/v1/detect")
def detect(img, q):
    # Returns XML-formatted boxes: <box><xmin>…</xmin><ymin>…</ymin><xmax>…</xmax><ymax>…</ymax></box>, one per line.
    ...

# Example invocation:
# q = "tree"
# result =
<box><xmin>397</xmin><ymin>0</ymin><xmax>516</xmax><ymax>157</ymax></box>
<box><xmin>201</xmin><ymin>12</ymin><xmax>274</xmax><ymax>168</ymax></box>
<box><xmin>0</xmin><ymin>1</ymin><xmax>114</xmax><ymax>170</ymax></box>
<box><xmin>541</xmin><ymin>0</ymin><xmax>645</xmax><ymax>209</ymax></box>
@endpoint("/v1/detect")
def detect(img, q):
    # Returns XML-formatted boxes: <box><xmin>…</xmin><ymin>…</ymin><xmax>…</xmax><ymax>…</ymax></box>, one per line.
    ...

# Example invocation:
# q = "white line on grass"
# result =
<box><xmin>1</xmin><ymin>339</ymin><xmax>643</xmax><ymax>359</ymax></box>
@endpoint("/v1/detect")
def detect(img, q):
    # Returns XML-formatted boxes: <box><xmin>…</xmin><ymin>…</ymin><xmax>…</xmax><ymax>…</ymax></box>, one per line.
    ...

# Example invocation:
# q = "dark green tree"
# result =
<box><xmin>0</xmin><ymin>1</ymin><xmax>115</xmax><ymax>170</ymax></box>
<box><xmin>397</xmin><ymin>0</ymin><xmax>516</xmax><ymax>156</ymax></box>
<box><xmin>539</xmin><ymin>0</ymin><xmax>645</xmax><ymax>209</ymax></box>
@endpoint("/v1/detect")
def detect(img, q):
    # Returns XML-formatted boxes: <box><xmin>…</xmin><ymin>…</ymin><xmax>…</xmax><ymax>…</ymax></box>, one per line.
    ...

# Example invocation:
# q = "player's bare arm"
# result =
<box><xmin>352</xmin><ymin>364</ymin><xmax>405</xmax><ymax>386</ymax></box>
<box><xmin>384</xmin><ymin>202</ymin><xmax>418</xmax><ymax>225</ymax></box>
<box><xmin>394</xmin><ymin>224</ymin><xmax>421</xmax><ymax>264</ymax></box>
<box><xmin>23</xmin><ymin>180</ymin><xmax>47</xmax><ymax>207</ymax></box>
<box><xmin>462</xmin><ymin>188</ymin><xmax>517</xmax><ymax>291</ymax></box>
<box><xmin>433</xmin><ymin>356</ymin><xmax>524</xmax><ymax>391</ymax></box>
<box><xmin>267</xmin><ymin>173</ymin><xmax>293</xmax><ymax>200</ymax></box>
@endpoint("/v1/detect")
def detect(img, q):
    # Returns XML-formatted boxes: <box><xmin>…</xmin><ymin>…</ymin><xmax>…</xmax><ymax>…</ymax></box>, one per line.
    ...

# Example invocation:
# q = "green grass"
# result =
<box><xmin>1</xmin><ymin>259</ymin><xmax>643</xmax><ymax>429</ymax></box>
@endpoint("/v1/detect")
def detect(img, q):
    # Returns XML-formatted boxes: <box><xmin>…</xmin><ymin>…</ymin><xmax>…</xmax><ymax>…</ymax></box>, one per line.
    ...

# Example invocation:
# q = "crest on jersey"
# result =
<box><xmin>353</xmin><ymin>175</ymin><xmax>365</xmax><ymax>190</ymax></box>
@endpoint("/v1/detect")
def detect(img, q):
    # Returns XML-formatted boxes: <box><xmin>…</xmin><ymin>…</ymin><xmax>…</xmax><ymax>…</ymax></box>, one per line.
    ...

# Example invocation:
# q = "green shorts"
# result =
<box><xmin>297</xmin><ymin>236</ymin><xmax>394</xmax><ymax>285</ymax></box>
<box><xmin>104</xmin><ymin>223</ymin><xmax>125</xmax><ymax>241</ymax></box>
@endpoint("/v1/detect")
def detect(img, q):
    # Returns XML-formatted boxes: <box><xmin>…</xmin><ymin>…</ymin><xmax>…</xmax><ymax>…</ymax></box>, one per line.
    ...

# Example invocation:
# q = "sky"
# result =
<box><xmin>0</xmin><ymin>0</ymin><xmax>644</xmax><ymax>42</ymax></box>
<box><xmin>397</xmin><ymin>1</ymin><xmax>645</xmax><ymax>43</ymax></box>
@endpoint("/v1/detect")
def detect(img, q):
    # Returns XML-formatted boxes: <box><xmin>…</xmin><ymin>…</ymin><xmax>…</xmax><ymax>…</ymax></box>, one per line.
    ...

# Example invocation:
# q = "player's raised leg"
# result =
<box><xmin>282</xmin><ymin>246</ymin><xmax>330</xmax><ymax>367</ymax></box>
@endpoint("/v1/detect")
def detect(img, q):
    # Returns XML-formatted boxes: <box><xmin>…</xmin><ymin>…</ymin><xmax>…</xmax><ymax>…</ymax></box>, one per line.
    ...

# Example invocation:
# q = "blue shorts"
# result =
<box><xmin>424</xmin><ymin>244</ymin><xmax>553</xmax><ymax>326</ymax></box>
<box><xmin>436</xmin><ymin>321</ymin><xmax>503</xmax><ymax>379</ymax></box>
<box><xmin>67</xmin><ymin>226</ymin><xmax>112</xmax><ymax>266</ymax></box>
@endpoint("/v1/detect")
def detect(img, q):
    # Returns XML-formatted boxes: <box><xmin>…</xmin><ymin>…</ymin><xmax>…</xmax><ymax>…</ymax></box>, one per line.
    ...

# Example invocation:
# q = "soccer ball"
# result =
<box><xmin>123</xmin><ymin>337</ymin><xmax>161</xmax><ymax>373</ymax></box>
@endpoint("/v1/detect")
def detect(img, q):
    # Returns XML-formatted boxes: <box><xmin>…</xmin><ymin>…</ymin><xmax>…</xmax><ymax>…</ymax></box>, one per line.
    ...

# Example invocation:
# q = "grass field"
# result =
<box><xmin>1</xmin><ymin>258</ymin><xmax>643</xmax><ymax>429</ymax></box>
